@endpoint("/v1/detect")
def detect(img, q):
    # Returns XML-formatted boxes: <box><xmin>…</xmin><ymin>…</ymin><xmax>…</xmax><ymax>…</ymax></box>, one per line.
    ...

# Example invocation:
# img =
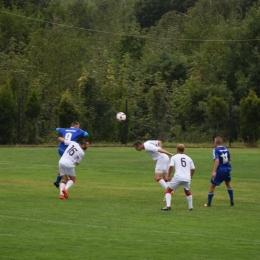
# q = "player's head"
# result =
<box><xmin>71</xmin><ymin>121</ymin><xmax>80</xmax><ymax>128</ymax></box>
<box><xmin>133</xmin><ymin>140</ymin><xmax>143</xmax><ymax>151</ymax></box>
<box><xmin>177</xmin><ymin>144</ymin><xmax>185</xmax><ymax>153</ymax></box>
<box><xmin>79</xmin><ymin>139</ymin><xmax>89</xmax><ymax>150</ymax></box>
<box><xmin>214</xmin><ymin>136</ymin><xmax>223</xmax><ymax>146</ymax></box>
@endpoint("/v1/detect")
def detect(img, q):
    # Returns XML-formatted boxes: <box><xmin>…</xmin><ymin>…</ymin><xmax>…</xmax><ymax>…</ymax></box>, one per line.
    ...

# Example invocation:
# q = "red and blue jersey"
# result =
<box><xmin>213</xmin><ymin>146</ymin><xmax>232</xmax><ymax>172</ymax></box>
<box><xmin>56</xmin><ymin>127</ymin><xmax>88</xmax><ymax>156</ymax></box>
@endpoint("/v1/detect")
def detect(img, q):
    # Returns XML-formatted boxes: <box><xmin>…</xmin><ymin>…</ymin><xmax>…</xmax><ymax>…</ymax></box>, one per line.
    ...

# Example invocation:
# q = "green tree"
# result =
<box><xmin>134</xmin><ymin>0</ymin><xmax>197</xmax><ymax>28</ymax></box>
<box><xmin>146</xmin><ymin>80</ymin><xmax>173</xmax><ymax>140</ymax></box>
<box><xmin>3</xmin><ymin>0</ymin><xmax>51</xmax><ymax>10</ymax></box>
<box><xmin>115</xmin><ymin>11</ymin><xmax>146</xmax><ymax>62</ymax></box>
<box><xmin>27</xmin><ymin>24</ymin><xmax>88</xmax><ymax>138</ymax></box>
<box><xmin>0</xmin><ymin>8</ymin><xmax>31</xmax><ymax>52</ymax></box>
<box><xmin>0</xmin><ymin>84</ymin><xmax>17</xmax><ymax>144</ymax></box>
<box><xmin>239</xmin><ymin>90</ymin><xmax>260</xmax><ymax>144</ymax></box>
<box><xmin>235</xmin><ymin>6</ymin><xmax>260</xmax><ymax>98</ymax></box>
<box><xmin>57</xmin><ymin>89</ymin><xmax>80</xmax><ymax>127</ymax></box>
<box><xmin>78</xmin><ymin>70</ymin><xmax>114</xmax><ymax>142</ymax></box>
<box><xmin>25</xmin><ymin>90</ymin><xmax>41</xmax><ymax>143</ymax></box>
<box><xmin>207</xmin><ymin>96</ymin><xmax>229</xmax><ymax>137</ymax></box>
<box><xmin>66</xmin><ymin>0</ymin><xmax>95</xmax><ymax>30</ymax></box>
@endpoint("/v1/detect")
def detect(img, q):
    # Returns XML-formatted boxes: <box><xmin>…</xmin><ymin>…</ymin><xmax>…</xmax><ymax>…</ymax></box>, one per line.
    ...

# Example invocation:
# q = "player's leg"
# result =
<box><xmin>161</xmin><ymin>187</ymin><xmax>173</xmax><ymax>211</ymax></box>
<box><xmin>155</xmin><ymin>157</ymin><xmax>169</xmax><ymax>189</ymax></box>
<box><xmin>162</xmin><ymin>170</ymin><xmax>174</xmax><ymax>200</ymax></box>
<box><xmin>162</xmin><ymin>159</ymin><xmax>174</xmax><ymax>201</ymax></box>
<box><xmin>162</xmin><ymin>172</ymin><xmax>168</xmax><ymax>201</ymax></box>
<box><xmin>161</xmin><ymin>178</ymin><xmax>178</xmax><ymax>211</ymax></box>
<box><xmin>163</xmin><ymin>156</ymin><xmax>171</xmax><ymax>184</ymax></box>
<box><xmin>64</xmin><ymin>176</ymin><xmax>76</xmax><ymax>191</ymax></box>
<box><xmin>155</xmin><ymin>173</ymin><xmax>168</xmax><ymax>189</ymax></box>
<box><xmin>54</xmin><ymin>150</ymin><xmax>63</xmax><ymax>188</ymax></box>
<box><xmin>59</xmin><ymin>175</ymin><xmax>68</xmax><ymax>200</ymax></box>
<box><xmin>205</xmin><ymin>183</ymin><xmax>216</xmax><ymax>207</ymax></box>
<box><xmin>224</xmin><ymin>172</ymin><xmax>234</xmax><ymax>205</ymax></box>
<box><xmin>163</xmin><ymin>172</ymin><xmax>170</xmax><ymax>186</ymax></box>
<box><xmin>62</xmin><ymin>167</ymin><xmax>76</xmax><ymax>199</ymax></box>
<box><xmin>62</xmin><ymin>176</ymin><xmax>76</xmax><ymax>199</ymax></box>
<box><xmin>183</xmin><ymin>182</ymin><xmax>193</xmax><ymax>210</ymax></box>
<box><xmin>59</xmin><ymin>163</ymin><xmax>70</xmax><ymax>199</ymax></box>
<box><xmin>54</xmin><ymin>171</ymin><xmax>62</xmax><ymax>188</ymax></box>
<box><xmin>205</xmin><ymin>172</ymin><xmax>223</xmax><ymax>207</ymax></box>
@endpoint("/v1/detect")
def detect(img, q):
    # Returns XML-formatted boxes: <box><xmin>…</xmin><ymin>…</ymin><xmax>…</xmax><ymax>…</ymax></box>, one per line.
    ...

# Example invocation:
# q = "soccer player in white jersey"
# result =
<box><xmin>162</xmin><ymin>144</ymin><xmax>195</xmax><ymax>211</ymax></box>
<box><xmin>58</xmin><ymin>137</ymin><xmax>89</xmax><ymax>200</ymax></box>
<box><xmin>133</xmin><ymin>140</ymin><xmax>174</xmax><ymax>192</ymax></box>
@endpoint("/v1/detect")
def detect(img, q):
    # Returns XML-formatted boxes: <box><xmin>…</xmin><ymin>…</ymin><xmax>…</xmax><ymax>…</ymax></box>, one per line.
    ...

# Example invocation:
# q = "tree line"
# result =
<box><xmin>1</xmin><ymin>0</ymin><xmax>260</xmax><ymax>145</ymax></box>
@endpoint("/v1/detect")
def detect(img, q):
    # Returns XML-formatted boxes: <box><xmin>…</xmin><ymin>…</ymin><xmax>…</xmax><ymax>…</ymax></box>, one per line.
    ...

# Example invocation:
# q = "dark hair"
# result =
<box><xmin>133</xmin><ymin>140</ymin><xmax>142</xmax><ymax>147</ymax></box>
<box><xmin>71</xmin><ymin>121</ymin><xmax>80</xmax><ymax>127</ymax></box>
<box><xmin>79</xmin><ymin>139</ymin><xmax>88</xmax><ymax>145</ymax></box>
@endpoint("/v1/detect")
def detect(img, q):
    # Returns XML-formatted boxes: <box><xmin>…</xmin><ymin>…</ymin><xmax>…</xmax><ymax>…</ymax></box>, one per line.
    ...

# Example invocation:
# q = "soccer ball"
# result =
<box><xmin>116</xmin><ymin>112</ymin><xmax>126</xmax><ymax>121</ymax></box>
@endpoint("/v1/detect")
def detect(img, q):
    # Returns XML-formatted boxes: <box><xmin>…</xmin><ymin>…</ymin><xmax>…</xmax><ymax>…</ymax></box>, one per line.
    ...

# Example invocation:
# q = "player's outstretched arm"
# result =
<box><xmin>158</xmin><ymin>148</ymin><xmax>174</xmax><ymax>157</ymax></box>
<box><xmin>58</xmin><ymin>137</ymin><xmax>65</xmax><ymax>143</ymax></box>
<box><xmin>212</xmin><ymin>158</ymin><xmax>219</xmax><ymax>177</ymax></box>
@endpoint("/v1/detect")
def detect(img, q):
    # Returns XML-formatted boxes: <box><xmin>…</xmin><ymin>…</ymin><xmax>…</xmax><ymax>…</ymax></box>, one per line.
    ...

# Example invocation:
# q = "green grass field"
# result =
<box><xmin>1</xmin><ymin>146</ymin><xmax>260</xmax><ymax>260</ymax></box>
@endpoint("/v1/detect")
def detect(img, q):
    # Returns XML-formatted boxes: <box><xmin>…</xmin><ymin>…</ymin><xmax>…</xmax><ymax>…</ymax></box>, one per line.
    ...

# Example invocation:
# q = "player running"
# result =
<box><xmin>53</xmin><ymin>121</ymin><xmax>88</xmax><ymax>188</ymax></box>
<box><xmin>58</xmin><ymin>137</ymin><xmax>89</xmax><ymax>200</ymax></box>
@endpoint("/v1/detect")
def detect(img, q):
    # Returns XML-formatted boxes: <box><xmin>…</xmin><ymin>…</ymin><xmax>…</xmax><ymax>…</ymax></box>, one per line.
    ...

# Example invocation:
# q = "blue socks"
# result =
<box><xmin>55</xmin><ymin>175</ymin><xmax>62</xmax><ymax>184</ymax></box>
<box><xmin>227</xmin><ymin>189</ymin><xmax>234</xmax><ymax>203</ymax></box>
<box><xmin>207</xmin><ymin>193</ymin><xmax>214</xmax><ymax>206</ymax></box>
<box><xmin>207</xmin><ymin>190</ymin><xmax>234</xmax><ymax>206</ymax></box>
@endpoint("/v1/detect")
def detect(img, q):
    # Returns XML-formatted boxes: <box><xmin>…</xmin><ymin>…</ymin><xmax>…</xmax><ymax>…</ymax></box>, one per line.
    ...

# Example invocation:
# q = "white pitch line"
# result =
<box><xmin>0</xmin><ymin>214</ymin><xmax>259</xmax><ymax>245</ymax></box>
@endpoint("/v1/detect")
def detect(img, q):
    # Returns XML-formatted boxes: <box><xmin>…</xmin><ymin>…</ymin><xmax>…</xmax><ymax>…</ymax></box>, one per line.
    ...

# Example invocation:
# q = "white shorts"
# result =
<box><xmin>59</xmin><ymin>163</ymin><xmax>76</xmax><ymax>177</ymax></box>
<box><xmin>155</xmin><ymin>154</ymin><xmax>169</xmax><ymax>174</ymax></box>
<box><xmin>168</xmin><ymin>176</ymin><xmax>191</xmax><ymax>191</ymax></box>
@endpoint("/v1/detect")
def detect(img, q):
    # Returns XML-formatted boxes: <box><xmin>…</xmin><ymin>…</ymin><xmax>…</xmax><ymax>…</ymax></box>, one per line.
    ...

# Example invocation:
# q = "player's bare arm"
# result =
<box><xmin>158</xmin><ymin>148</ymin><xmax>174</xmax><ymax>157</ymax></box>
<box><xmin>58</xmin><ymin>137</ymin><xmax>65</xmax><ymax>142</ymax></box>
<box><xmin>212</xmin><ymin>158</ymin><xmax>219</xmax><ymax>177</ymax></box>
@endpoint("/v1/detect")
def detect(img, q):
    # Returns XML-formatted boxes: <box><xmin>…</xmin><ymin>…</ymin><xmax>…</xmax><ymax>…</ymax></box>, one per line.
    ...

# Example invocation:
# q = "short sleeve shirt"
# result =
<box><xmin>59</xmin><ymin>140</ymin><xmax>85</xmax><ymax>167</ymax></box>
<box><xmin>56</xmin><ymin>127</ymin><xmax>88</xmax><ymax>154</ymax></box>
<box><xmin>213</xmin><ymin>146</ymin><xmax>232</xmax><ymax>172</ymax></box>
<box><xmin>144</xmin><ymin>140</ymin><xmax>162</xmax><ymax>160</ymax></box>
<box><xmin>170</xmin><ymin>154</ymin><xmax>195</xmax><ymax>181</ymax></box>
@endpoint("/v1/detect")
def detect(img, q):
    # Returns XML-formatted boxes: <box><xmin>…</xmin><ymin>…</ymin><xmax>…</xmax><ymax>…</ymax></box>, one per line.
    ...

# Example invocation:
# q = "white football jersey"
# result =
<box><xmin>169</xmin><ymin>153</ymin><xmax>195</xmax><ymax>181</ymax></box>
<box><xmin>59</xmin><ymin>140</ymin><xmax>85</xmax><ymax>167</ymax></box>
<box><xmin>144</xmin><ymin>140</ymin><xmax>163</xmax><ymax>160</ymax></box>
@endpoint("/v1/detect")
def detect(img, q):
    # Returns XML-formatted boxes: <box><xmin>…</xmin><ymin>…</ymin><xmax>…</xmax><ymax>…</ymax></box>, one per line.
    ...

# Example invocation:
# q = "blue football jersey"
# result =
<box><xmin>212</xmin><ymin>146</ymin><xmax>232</xmax><ymax>172</ymax></box>
<box><xmin>56</xmin><ymin>127</ymin><xmax>88</xmax><ymax>155</ymax></box>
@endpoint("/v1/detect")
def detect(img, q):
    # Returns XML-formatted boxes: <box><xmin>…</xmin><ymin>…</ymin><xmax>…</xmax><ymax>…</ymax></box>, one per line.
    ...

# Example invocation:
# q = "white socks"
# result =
<box><xmin>60</xmin><ymin>182</ymin><xmax>66</xmax><ymax>195</ymax></box>
<box><xmin>186</xmin><ymin>195</ymin><xmax>193</xmax><ymax>209</ymax></box>
<box><xmin>65</xmin><ymin>180</ymin><xmax>74</xmax><ymax>190</ymax></box>
<box><xmin>166</xmin><ymin>193</ymin><xmax>172</xmax><ymax>207</ymax></box>
<box><xmin>158</xmin><ymin>179</ymin><xmax>168</xmax><ymax>189</ymax></box>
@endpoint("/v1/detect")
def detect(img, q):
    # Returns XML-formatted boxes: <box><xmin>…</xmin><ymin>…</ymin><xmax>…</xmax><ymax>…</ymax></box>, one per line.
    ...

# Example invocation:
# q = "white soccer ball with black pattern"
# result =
<box><xmin>116</xmin><ymin>112</ymin><xmax>126</xmax><ymax>121</ymax></box>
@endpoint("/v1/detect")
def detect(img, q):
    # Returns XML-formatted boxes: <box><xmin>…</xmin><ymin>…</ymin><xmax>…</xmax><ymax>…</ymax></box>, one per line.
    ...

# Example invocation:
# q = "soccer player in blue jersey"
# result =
<box><xmin>204</xmin><ymin>136</ymin><xmax>234</xmax><ymax>207</ymax></box>
<box><xmin>53</xmin><ymin>121</ymin><xmax>88</xmax><ymax>188</ymax></box>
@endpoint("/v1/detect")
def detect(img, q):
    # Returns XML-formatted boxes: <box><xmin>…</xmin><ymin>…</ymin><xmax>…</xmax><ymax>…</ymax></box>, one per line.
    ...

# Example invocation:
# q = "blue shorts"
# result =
<box><xmin>211</xmin><ymin>171</ymin><xmax>231</xmax><ymax>186</ymax></box>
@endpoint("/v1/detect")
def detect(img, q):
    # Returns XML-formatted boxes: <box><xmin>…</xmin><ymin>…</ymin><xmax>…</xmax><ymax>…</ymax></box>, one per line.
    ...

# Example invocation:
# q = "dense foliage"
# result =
<box><xmin>0</xmin><ymin>0</ymin><xmax>260</xmax><ymax>144</ymax></box>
